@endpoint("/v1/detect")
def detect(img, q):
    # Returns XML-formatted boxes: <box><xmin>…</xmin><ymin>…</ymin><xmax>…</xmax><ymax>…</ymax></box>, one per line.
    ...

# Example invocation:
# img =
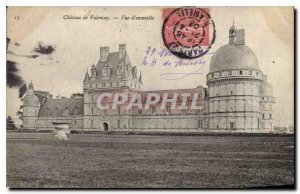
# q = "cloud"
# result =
<box><xmin>33</xmin><ymin>42</ymin><xmax>55</xmax><ymax>55</ymax></box>
<box><xmin>7</xmin><ymin>60</ymin><xmax>24</xmax><ymax>88</ymax></box>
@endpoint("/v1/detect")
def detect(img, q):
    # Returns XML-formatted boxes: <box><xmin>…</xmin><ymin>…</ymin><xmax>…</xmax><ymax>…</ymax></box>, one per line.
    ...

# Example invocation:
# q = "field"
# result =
<box><xmin>7</xmin><ymin>132</ymin><xmax>295</xmax><ymax>189</ymax></box>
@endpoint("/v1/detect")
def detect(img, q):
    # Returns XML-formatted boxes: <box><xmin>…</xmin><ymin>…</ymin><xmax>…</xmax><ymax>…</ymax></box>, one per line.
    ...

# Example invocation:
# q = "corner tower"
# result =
<box><xmin>23</xmin><ymin>81</ymin><xmax>40</xmax><ymax>130</ymax></box>
<box><xmin>259</xmin><ymin>75</ymin><xmax>275</xmax><ymax>132</ymax></box>
<box><xmin>206</xmin><ymin>25</ymin><xmax>263</xmax><ymax>132</ymax></box>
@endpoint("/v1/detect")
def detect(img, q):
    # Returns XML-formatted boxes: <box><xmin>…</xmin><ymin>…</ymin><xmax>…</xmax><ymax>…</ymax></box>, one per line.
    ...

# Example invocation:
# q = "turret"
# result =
<box><xmin>83</xmin><ymin>70</ymin><xmax>90</xmax><ymax>82</ymax></box>
<box><xmin>229</xmin><ymin>21</ymin><xmax>236</xmax><ymax>44</ymax></box>
<box><xmin>90</xmin><ymin>65</ymin><xmax>97</xmax><ymax>81</ymax></box>
<box><xmin>23</xmin><ymin>81</ymin><xmax>40</xmax><ymax>130</ymax></box>
<box><xmin>259</xmin><ymin>75</ymin><xmax>275</xmax><ymax>132</ymax></box>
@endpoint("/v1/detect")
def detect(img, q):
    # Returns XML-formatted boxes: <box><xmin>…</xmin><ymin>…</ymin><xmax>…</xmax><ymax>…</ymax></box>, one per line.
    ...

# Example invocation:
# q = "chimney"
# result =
<box><xmin>100</xmin><ymin>46</ymin><xmax>109</xmax><ymax>62</ymax></box>
<box><xmin>262</xmin><ymin>75</ymin><xmax>267</xmax><ymax>82</ymax></box>
<box><xmin>235</xmin><ymin>29</ymin><xmax>245</xmax><ymax>45</ymax></box>
<box><xmin>119</xmin><ymin>44</ymin><xmax>126</xmax><ymax>59</ymax></box>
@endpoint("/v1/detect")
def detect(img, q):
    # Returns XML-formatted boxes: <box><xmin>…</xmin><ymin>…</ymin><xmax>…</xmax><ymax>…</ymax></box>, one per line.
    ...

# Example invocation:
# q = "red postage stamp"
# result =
<box><xmin>162</xmin><ymin>7</ymin><xmax>215</xmax><ymax>59</ymax></box>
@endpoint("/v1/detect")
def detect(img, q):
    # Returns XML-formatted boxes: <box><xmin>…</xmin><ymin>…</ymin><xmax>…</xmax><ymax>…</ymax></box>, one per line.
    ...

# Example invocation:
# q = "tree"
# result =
<box><xmin>7</xmin><ymin>116</ymin><xmax>17</xmax><ymax>130</ymax></box>
<box><xmin>71</xmin><ymin>93</ymin><xmax>83</xmax><ymax>98</ymax></box>
<box><xmin>16</xmin><ymin>105</ymin><xmax>23</xmax><ymax>129</ymax></box>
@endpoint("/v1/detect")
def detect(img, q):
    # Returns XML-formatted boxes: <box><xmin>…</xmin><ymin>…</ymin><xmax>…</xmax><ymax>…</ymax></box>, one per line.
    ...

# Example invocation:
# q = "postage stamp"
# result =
<box><xmin>162</xmin><ymin>7</ymin><xmax>215</xmax><ymax>59</ymax></box>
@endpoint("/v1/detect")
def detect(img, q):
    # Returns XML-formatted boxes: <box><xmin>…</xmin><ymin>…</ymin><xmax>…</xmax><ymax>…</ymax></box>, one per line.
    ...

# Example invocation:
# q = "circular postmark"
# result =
<box><xmin>162</xmin><ymin>7</ymin><xmax>216</xmax><ymax>59</ymax></box>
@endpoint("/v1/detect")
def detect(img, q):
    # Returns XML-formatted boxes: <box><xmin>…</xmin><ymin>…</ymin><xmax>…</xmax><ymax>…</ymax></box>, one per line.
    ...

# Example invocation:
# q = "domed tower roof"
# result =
<box><xmin>23</xmin><ymin>81</ymin><xmax>40</xmax><ymax>107</ymax></box>
<box><xmin>209</xmin><ymin>25</ymin><xmax>259</xmax><ymax>73</ymax></box>
<box><xmin>260</xmin><ymin>75</ymin><xmax>273</xmax><ymax>96</ymax></box>
<box><xmin>209</xmin><ymin>44</ymin><xmax>259</xmax><ymax>72</ymax></box>
<box><xmin>23</xmin><ymin>94</ymin><xmax>40</xmax><ymax>107</ymax></box>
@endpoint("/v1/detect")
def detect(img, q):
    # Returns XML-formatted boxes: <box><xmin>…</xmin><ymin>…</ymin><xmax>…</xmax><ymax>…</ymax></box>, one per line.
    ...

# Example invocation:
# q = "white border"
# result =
<box><xmin>1</xmin><ymin>0</ymin><xmax>298</xmax><ymax>193</ymax></box>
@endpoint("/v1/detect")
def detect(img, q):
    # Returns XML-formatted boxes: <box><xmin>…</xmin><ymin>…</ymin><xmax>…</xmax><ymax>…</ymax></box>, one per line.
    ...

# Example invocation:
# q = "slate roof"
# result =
<box><xmin>94</xmin><ymin>52</ymin><xmax>139</xmax><ymax>83</ymax></box>
<box><xmin>38</xmin><ymin>97</ymin><xmax>83</xmax><ymax>117</ymax></box>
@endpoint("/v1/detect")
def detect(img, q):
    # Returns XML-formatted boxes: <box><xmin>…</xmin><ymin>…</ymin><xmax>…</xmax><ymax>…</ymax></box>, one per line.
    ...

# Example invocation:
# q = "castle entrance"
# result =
<box><xmin>103</xmin><ymin>122</ymin><xmax>108</xmax><ymax>131</ymax></box>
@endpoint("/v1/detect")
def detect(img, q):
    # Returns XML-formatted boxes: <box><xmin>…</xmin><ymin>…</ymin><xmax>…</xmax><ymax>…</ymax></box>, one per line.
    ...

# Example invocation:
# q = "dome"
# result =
<box><xmin>259</xmin><ymin>81</ymin><xmax>273</xmax><ymax>96</ymax></box>
<box><xmin>23</xmin><ymin>94</ymin><xmax>40</xmax><ymax>107</ymax></box>
<box><xmin>209</xmin><ymin>44</ymin><xmax>259</xmax><ymax>72</ymax></box>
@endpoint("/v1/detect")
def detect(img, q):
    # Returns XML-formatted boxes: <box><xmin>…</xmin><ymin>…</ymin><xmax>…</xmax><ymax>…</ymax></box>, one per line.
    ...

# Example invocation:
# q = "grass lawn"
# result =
<box><xmin>7</xmin><ymin>133</ymin><xmax>295</xmax><ymax>188</ymax></box>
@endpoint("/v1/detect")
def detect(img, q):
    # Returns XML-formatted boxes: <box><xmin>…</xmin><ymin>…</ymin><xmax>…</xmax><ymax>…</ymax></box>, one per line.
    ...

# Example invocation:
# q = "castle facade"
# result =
<box><xmin>23</xmin><ymin>25</ymin><xmax>275</xmax><ymax>133</ymax></box>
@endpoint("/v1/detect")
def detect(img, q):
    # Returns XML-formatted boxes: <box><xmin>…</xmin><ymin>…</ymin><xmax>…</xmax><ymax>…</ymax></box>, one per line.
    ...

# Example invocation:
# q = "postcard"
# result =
<box><xmin>6</xmin><ymin>6</ymin><xmax>294</xmax><ymax>188</ymax></box>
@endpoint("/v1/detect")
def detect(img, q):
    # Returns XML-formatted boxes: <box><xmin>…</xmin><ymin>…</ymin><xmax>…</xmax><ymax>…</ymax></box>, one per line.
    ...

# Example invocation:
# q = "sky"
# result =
<box><xmin>6</xmin><ymin>7</ymin><xmax>294</xmax><ymax>127</ymax></box>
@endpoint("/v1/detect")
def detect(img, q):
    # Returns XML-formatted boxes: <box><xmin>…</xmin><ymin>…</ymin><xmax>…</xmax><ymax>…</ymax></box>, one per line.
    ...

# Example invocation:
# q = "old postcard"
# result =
<box><xmin>6</xmin><ymin>6</ymin><xmax>294</xmax><ymax>188</ymax></box>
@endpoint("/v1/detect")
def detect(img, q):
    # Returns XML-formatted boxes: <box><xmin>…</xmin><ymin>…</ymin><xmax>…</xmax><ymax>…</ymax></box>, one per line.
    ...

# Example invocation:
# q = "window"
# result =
<box><xmin>102</xmin><ymin>83</ymin><xmax>105</xmax><ymax>87</ymax></box>
<box><xmin>91</xmin><ymin>107</ymin><xmax>93</xmax><ymax>115</ymax></box>
<box><xmin>198</xmin><ymin>109</ymin><xmax>202</xmax><ymax>114</ymax></box>
<box><xmin>239</xmin><ymin>71</ymin><xmax>242</xmax><ymax>75</ymax></box>
<box><xmin>198</xmin><ymin>120</ymin><xmax>203</xmax><ymax>128</ymax></box>
<box><xmin>249</xmin><ymin>71</ymin><xmax>252</xmax><ymax>75</ymax></box>
<box><xmin>262</xmin><ymin>114</ymin><xmax>265</xmax><ymax>119</ymax></box>
<box><xmin>116</xmin><ymin>82</ymin><xmax>119</xmax><ymax>86</ymax></box>
<box><xmin>230</xmin><ymin>122</ymin><xmax>234</xmax><ymax>129</ymax></box>
<box><xmin>269</xmin><ymin>114</ymin><xmax>272</xmax><ymax>119</ymax></box>
<box><xmin>166</xmin><ymin>106</ymin><xmax>171</xmax><ymax>114</ymax></box>
<box><xmin>118</xmin><ymin>106</ymin><xmax>121</xmax><ymax>115</ymax></box>
<box><xmin>230</xmin><ymin>91</ymin><xmax>233</xmax><ymax>95</ymax></box>
<box><xmin>138</xmin><ymin>109</ymin><xmax>142</xmax><ymax>115</ymax></box>
<box><xmin>256</xmin><ymin>72</ymin><xmax>258</xmax><ymax>76</ymax></box>
<box><xmin>152</xmin><ymin>107</ymin><xmax>156</xmax><ymax>115</ymax></box>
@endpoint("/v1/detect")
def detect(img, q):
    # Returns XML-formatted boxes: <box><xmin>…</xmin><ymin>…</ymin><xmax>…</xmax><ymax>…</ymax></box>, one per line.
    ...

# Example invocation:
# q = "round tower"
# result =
<box><xmin>259</xmin><ymin>75</ymin><xmax>275</xmax><ymax>132</ymax></box>
<box><xmin>206</xmin><ymin>25</ymin><xmax>263</xmax><ymax>132</ymax></box>
<box><xmin>23</xmin><ymin>81</ymin><xmax>40</xmax><ymax>130</ymax></box>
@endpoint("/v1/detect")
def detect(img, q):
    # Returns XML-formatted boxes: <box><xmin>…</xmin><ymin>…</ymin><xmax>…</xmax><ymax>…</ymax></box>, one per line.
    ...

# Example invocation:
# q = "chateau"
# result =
<box><xmin>23</xmin><ymin>25</ymin><xmax>275</xmax><ymax>133</ymax></box>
